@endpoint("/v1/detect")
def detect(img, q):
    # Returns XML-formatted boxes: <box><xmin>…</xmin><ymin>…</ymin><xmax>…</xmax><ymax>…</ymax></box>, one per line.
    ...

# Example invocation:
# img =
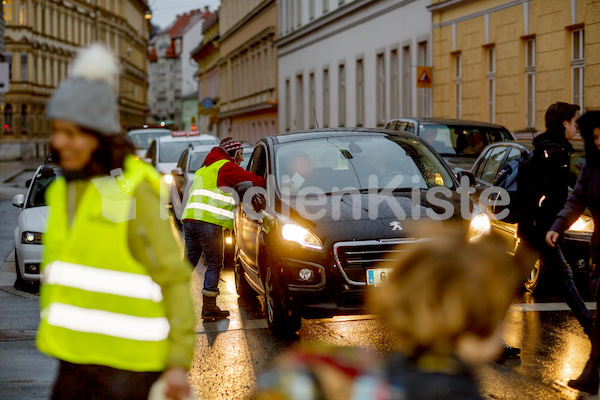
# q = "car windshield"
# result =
<box><xmin>274</xmin><ymin>136</ymin><xmax>454</xmax><ymax>195</ymax></box>
<box><xmin>420</xmin><ymin>124</ymin><xmax>512</xmax><ymax>156</ymax></box>
<box><xmin>160</xmin><ymin>140</ymin><xmax>215</xmax><ymax>163</ymax></box>
<box><xmin>127</xmin><ymin>131</ymin><xmax>170</xmax><ymax>149</ymax></box>
<box><xmin>27</xmin><ymin>168</ymin><xmax>58</xmax><ymax>208</ymax></box>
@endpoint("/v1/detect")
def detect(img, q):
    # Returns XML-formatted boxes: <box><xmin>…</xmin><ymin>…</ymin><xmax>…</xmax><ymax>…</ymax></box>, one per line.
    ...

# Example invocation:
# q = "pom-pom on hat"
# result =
<box><xmin>220</xmin><ymin>137</ymin><xmax>244</xmax><ymax>155</ymax></box>
<box><xmin>46</xmin><ymin>43</ymin><xmax>121</xmax><ymax>136</ymax></box>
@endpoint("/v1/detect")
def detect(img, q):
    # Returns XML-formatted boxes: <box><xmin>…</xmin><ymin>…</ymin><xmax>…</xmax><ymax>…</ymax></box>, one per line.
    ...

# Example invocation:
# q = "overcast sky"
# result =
<box><xmin>149</xmin><ymin>0</ymin><xmax>221</xmax><ymax>31</ymax></box>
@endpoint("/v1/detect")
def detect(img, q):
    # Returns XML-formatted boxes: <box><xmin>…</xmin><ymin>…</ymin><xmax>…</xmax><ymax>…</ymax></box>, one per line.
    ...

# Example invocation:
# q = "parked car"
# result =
<box><xmin>385</xmin><ymin>118</ymin><xmax>514</xmax><ymax>171</ymax></box>
<box><xmin>143</xmin><ymin>132</ymin><xmax>219</xmax><ymax>183</ymax></box>
<box><xmin>234</xmin><ymin>127</ymin><xmax>490</xmax><ymax>336</ymax></box>
<box><xmin>126</xmin><ymin>128</ymin><xmax>172</xmax><ymax>158</ymax></box>
<box><xmin>11</xmin><ymin>163</ymin><xmax>60</xmax><ymax>289</ymax></box>
<box><xmin>470</xmin><ymin>140</ymin><xmax>593</xmax><ymax>296</ymax></box>
<box><xmin>171</xmin><ymin>143</ymin><xmax>254</xmax><ymax>266</ymax></box>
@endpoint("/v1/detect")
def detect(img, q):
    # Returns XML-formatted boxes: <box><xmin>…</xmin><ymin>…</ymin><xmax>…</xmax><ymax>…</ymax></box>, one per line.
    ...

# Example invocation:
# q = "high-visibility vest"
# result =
<box><xmin>37</xmin><ymin>156</ymin><xmax>170</xmax><ymax>372</ymax></box>
<box><xmin>181</xmin><ymin>159</ymin><xmax>236</xmax><ymax>230</ymax></box>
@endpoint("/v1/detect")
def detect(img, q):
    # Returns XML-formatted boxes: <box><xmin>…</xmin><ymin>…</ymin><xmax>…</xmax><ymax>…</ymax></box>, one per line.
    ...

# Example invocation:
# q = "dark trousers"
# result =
<box><xmin>183</xmin><ymin>219</ymin><xmax>223</xmax><ymax>294</ymax></box>
<box><xmin>51</xmin><ymin>361</ymin><xmax>161</xmax><ymax>400</ymax></box>
<box><xmin>517</xmin><ymin>238</ymin><xmax>593</xmax><ymax>332</ymax></box>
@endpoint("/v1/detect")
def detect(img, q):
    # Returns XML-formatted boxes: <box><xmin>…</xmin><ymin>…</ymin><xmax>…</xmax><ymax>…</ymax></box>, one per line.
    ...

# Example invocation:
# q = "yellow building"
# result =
<box><xmin>430</xmin><ymin>0</ymin><xmax>600</xmax><ymax>133</ymax></box>
<box><xmin>218</xmin><ymin>0</ymin><xmax>278</xmax><ymax>144</ymax></box>
<box><xmin>1</xmin><ymin>0</ymin><xmax>151</xmax><ymax>156</ymax></box>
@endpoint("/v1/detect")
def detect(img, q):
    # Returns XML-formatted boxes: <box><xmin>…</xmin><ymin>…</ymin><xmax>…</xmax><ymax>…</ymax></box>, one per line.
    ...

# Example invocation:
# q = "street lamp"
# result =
<box><xmin>144</xmin><ymin>10</ymin><xmax>152</xmax><ymax>20</ymax></box>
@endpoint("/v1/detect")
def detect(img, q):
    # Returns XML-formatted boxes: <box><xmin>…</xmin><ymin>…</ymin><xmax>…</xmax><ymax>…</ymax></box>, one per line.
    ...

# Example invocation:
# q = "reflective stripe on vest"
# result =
<box><xmin>182</xmin><ymin>159</ymin><xmax>236</xmax><ymax>229</ymax></box>
<box><xmin>37</xmin><ymin>156</ymin><xmax>170</xmax><ymax>372</ymax></box>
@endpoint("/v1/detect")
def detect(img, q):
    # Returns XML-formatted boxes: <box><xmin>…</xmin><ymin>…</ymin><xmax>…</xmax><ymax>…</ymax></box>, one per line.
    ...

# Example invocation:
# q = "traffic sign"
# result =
<box><xmin>416</xmin><ymin>66</ymin><xmax>432</xmax><ymax>88</ymax></box>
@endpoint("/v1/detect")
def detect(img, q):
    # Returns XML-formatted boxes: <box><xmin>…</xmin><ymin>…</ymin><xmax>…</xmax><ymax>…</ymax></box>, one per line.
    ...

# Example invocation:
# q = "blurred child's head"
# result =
<box><xmin>368</xmin><ymin>224</ymin><xmax>523</xmax><ymax>363</ymax></box>
<box><xmin>576</xmin><ymin>110</ymin><xmax>600</xmax><ymax>168</ymax></box>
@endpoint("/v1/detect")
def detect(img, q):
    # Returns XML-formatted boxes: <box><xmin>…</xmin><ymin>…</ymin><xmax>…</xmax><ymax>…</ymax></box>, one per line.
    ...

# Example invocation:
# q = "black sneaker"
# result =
<box><xmin>501</xmin><ymin>344</ymin><xmax>521</xmax><ymax>358</ymax></box>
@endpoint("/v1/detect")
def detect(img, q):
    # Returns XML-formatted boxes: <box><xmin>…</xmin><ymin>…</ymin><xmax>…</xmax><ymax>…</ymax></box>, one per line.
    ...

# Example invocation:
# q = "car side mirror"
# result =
<box><xmin>171</xmin><ymin>167</ymin><xmax>183</xmax><ymax>176</ymax></box>
<box><xmin>25</xmin><ymin>179</ymin><xmax>32</xmax><ymax>188</ymax></box>
<box><xmin>12</xmin><ymin>194</ymin><xmax>25</xmax><ymax>208</ymax></box>
<box><xmin>456</xmin><ymin>170</ymin><xmax>476</xmax><ymax>187</ymax></box>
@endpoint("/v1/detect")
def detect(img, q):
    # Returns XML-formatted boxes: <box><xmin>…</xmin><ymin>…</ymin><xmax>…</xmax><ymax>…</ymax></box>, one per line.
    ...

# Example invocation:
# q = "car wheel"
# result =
<box><xmin>524</xmin><ymin>259</ymin><xmax>546</xmax><ymax>294</ymax></box>
<box><xmin>264</xmin><ymin>266</ymin><xmax>301</xmax><ymax>337</ymax></box>
<box><xmin>234</xmin><ymin>257</ymin><xmax>253</xmax><ymax>299</ymax></box>
<box><xmin>13</xmin><ymin>248</ymin><xmax>25</xmax><ymax>290</ymax></box>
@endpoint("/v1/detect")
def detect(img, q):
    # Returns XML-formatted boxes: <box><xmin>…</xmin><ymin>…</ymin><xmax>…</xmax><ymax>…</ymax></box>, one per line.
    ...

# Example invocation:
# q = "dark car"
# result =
<box><xmin>233</xmin><ymin>128</ymin><xmax>492</xmax><ymax>336</ymax></box>
<box><xmin>470</xmin><ymin>140</ymin><xmax>593</xmax><ymax>296</ymax></box>
<box><xmin>385</xmin><ymin>118</ymin><xmax>514</xmax><ymax>172</ymax></box>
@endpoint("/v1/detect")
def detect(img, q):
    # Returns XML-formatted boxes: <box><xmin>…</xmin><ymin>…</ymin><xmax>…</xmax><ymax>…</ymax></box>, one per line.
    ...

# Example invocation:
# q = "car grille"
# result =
<box><xmin>333</xmin><ymin>239</ymin><xmax>423</xmax><ymax>285</ymax></box>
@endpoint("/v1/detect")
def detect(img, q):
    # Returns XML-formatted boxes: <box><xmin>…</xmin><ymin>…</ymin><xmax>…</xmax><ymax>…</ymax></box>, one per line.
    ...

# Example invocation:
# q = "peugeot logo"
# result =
<box><xmin>389</xmin><ymin>221</ymin><xmax>403</xmax><ymax>231</ymax></box>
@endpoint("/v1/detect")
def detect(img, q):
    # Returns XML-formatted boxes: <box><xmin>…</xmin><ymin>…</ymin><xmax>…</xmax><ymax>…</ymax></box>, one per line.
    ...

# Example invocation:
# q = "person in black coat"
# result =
<box><xmin>547</xmin><ymin>110</ymin><xmax>600</xmax><ymax>394</ymax></box>
<box><xmin>516</xmin><ymin>102</ymin><xmax>592</xmax><ymax>337</ymax></box>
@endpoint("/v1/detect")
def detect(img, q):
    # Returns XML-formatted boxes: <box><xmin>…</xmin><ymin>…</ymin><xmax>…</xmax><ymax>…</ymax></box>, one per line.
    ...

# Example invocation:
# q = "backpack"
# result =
<box><xmin>489</xmin><ymin>151</ymin><xmax>532</xmax><ymax>223</ymax></box>
<box><xmin>490</xmin><ymin>142</ymin><xmax>562</xmax><ymax>223</ymax></box>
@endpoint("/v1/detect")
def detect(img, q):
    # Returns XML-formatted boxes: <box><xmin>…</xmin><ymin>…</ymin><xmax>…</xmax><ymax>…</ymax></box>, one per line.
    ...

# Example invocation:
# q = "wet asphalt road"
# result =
<box><xmin>1</xmin><ymin>161</ymin><xmax>599</xmax><ymax>399</ymax></box>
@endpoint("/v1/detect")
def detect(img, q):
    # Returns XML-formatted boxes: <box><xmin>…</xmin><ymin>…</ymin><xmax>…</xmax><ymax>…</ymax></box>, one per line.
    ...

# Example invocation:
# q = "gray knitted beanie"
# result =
<box><xmin>46</xmin><ymin>44</ymin><xmax>121</xmax><ymax>136</ymax></box>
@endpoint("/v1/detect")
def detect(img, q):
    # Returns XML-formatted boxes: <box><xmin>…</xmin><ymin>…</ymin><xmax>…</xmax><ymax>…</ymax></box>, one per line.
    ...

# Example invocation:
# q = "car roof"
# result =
<box><xmin>127</xmin><ymin>128</ymin><xmax>171</xmax><ymax>135</ymax></box>
<box><xmin>388</xmin><ymin>117</ymin><xmax>509</xmax><ymax>129</ymax></box>
<box><xmin>156</xmin><ymin>134</ymin><xmax>218</xmax><ymax>144</ymax></box>
<box><xmin>263</xmin><ymin>127</ymin><xmax>415</xmax><ymax>144</ymax></box>
<box><xmin>187</xmin><ymin>143</ymin><xmax>218</xmax><ymax>154</ymax></box>
<box><xmin>485</xmin><ymin>138</ymin><xmax>584</xmax><ymax>151</ymax></box>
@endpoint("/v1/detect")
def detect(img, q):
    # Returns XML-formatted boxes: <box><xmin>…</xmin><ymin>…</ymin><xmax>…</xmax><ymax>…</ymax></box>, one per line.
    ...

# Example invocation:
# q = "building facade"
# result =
<box><xmin>218</xmin><ymin>0</ymin><xmax>278</xmax><ymax>144</ymax></box>
<box><xmin>148</xmin><ymin>9</ymin><xmax>209</xmax><ymax>130</ymax></box>
<box><xmin>277</xmin><ymin>0</ymin><xmax>432</xmax><ymax>133</ymax></box>
<box><xmin>429</xmin><ymin>0</ymin><xmax>600</xmax><ymax>133</ymax></box>
<box><xmin>1</xmin><ymin>0</ymin><xmax>151</xmax><ymax>158</ymax></box>
<box><xmin>191</xmin><ymin>8</ymin><xmax>220</xmax><ymax>135</ymax></box>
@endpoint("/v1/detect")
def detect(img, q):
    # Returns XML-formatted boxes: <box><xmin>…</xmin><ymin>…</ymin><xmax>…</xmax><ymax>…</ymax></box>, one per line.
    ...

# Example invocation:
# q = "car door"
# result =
<box><xmin>237</xmin><ymin>144</ymin><xmax>268</xmax><ymax>278</ymax></box>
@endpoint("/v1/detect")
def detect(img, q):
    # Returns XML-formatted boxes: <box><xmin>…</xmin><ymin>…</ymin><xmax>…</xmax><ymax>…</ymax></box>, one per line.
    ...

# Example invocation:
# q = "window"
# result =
<box><xmin>309</xmin><ymin>0</ymin><xmax>315</xmax><ymax>20</ymax></box>
<box><xmin>323</xmin><ymin>0</ymin><xmax>329</xmax><ymax>13</ymax></box>
<box><xmin>390</xmin><ymin>49</ymin><xmax>399</xmax><ymax>119</ymax></box>
<box><xmin>323</xmin><ymin>68</ymin><xmax>330</xmax><ymax>127</ymax></box>
<box><xmin>356</xmin><ymin>59</ymin><xmax>364</xmax><ymax>126</ymax></box>
<box><xmin>4</xmin><ymin>104</ymin><xmax>13</xmax><ymax>134</ymax></box>
<box><xmin>402</xmin><ymin>46</ymin><xmax>411</xmax><ymax>117</ymax></box>
<box><xmin>338</xmin><ymin>64</ymin><xmax>346</xmax><ymax>126</ymax></box>
<box><xmin>454</xmin><ymin>54</ymin><xmax>462</xmax><ymax>118</ymax></box>
<box><xmin>417</xmin><ymin>41</ymin><xmax>430</xmax><ymax>117</ymax></box>
<box><xmin>487</xmin><ymin>47</ymin><xmax>495</xmax><ymax>123</ymax></box>
<box><xmin>296</xmin><ymin>74</ymin><xmax>304</xmax><ymax>130</ymax></box>
<box><xmin>525</xmin><ymin>38</ymin><xmax>536</xmax><ymax>128</ymax></box>
<box><xmin>3</xmin><ymin>0</ymin><xmax>12</xmax><ymax>24</ymax></box>
<box><xmin>285</xmin><ymin>79</ymin><xmax>291</xmax><ymax>131</ymax></box>
<box><xmin>572</xmin><ymin>29</ymin><xmax>584</xmax><ymax>109</ymax></box>
<box><xmin>376</xmin><ymin>53</ymin><xmax>386</xmax><ymax>126</ymax></box>
<box><xmin>19</xmin><ymin>0</ymin><xmax>26</xmax><ymax>25</ymax></box>
<box><xmin>296</xmin><ymin>0</ymin><xmax>301</xmax><ymax>27</ymax></box>
<box><xmin>21</xmin><ymin>104</ymin><xmax>27</xmax><ymax>134</ymax></box>
<box><xmin>309</xmin><ymin>72</ymin><xmax>315</xmax><ymax>128</ymax></box>
<box><xmin>20</xmin><ymin>53</ymin><xmax>27</xmax><ymax>82</ymax></box>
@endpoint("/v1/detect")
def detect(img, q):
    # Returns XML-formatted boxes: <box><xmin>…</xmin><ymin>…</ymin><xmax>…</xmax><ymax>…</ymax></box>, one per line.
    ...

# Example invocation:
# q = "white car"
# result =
<box><xmin>144</xmin><ymin>132</ymin><xmax>219</xmax><ymax>183</ymax></box>
<box><xmin>12</xmin><ymin>164</ymin><xmax>60</xmax><ymax>288</ymax></box>
<box><xmin>126</xmin><ymin>128</ymin><xmax>172</xmax><ymax>158</ymax></box>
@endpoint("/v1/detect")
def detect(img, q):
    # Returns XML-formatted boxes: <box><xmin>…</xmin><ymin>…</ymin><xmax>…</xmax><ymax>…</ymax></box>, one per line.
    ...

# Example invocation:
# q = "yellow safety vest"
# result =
<box><xmin>37</xmin><ymin>156</ymin><xmax>170</xmax><ymax>372</ymax></box>
<box><xmin>181</xmin><ymin>159</ymin><xmax>236</xmax><ymax>230</ymax></box>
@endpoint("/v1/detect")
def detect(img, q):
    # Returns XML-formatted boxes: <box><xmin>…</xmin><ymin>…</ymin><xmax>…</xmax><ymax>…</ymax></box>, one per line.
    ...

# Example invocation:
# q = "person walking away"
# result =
<box><xmin>37</xmin><ymin>44</ymin><xmax>196</xmax><ymax>400</ymax></box>
<box><xmin>516</xmin><ymin>102</ymin><xmax>592</xmax><ymax>336</ymax></box>
<box><xmin>182</xmin><ymin>137</ymin><xmax>266</xmax><ymax>320</ymax></box>
<box><xmin>546</xmin><ymin>110</ymin><xmax>600</xmax><ymax>394</ymax></box>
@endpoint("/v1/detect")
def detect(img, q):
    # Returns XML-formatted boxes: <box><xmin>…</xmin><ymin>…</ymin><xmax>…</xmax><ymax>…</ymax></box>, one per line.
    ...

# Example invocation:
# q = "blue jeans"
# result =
<box><xmin>183</xmin><ymin>220</ymin><xmax>223</xmax><ymax>295</ymax></box>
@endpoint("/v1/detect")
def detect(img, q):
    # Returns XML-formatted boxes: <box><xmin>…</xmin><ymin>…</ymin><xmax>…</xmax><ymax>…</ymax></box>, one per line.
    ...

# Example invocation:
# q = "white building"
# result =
<box><xmin>148</xmin><ymin>9</ymin><xmax>210</xmax><ymax>129</ymax></box>
<box><xmin>276</xmin><ymin>0</ymin><xmax>432</xmax><ymax>132</ymax></box>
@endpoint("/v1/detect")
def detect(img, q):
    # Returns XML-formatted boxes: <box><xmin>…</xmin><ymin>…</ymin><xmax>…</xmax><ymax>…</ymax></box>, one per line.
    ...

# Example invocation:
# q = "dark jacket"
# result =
<box><xmin>204</xmin><ymin>147</ymin><xmax>266</xmax><ymax>189</ymax></box>
<box><xmin>551</xmin><ymin>163</ymin><xmax>600</xmax><ymax>262</ymax></box>
<box><xmin>517</xmin><ymin>131</ymin><xmax>574</xmax><ymax>246</ymax></box>
<box><xmin>384</xmin><ymin>353</ymin><xmax>483</xmax><ymax>400</ymax></box>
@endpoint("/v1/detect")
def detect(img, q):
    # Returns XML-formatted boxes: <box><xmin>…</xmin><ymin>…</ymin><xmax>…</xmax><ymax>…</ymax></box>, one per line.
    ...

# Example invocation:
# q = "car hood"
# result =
<box><xmin>22</xmin><ymin>206</ymin><xmax>50</xmax><ymax>232</ymax></box>
<box><xmin>276</xmin><ymin>191</ymin><xmax>469</xmax><ymax>246</ymax></box>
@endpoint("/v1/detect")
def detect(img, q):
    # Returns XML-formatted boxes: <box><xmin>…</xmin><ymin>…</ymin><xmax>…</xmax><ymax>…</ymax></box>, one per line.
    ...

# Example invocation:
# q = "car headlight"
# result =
<box><xmin>281</xmin><ymin>223</ymin><xmax>323</xmax><ymax>250</ymax></box>
<box><xmin>566</xmin><ymin>215</ymin><xmax>594</xmax><ymax>233</ymax></box>
<box><xmin>468</xmin><ymin>213</ymin><xmax>492</xmax><ymax>241</ymax></box>
<box><xmin>163</xmin><ymin>174</ymin><xmax>174</xmax><ymax>185</ymax></box>
<box><xmin>22</xmin><ymin>231</ymin><xmax>43</xmax><ymax>244</ymax></box>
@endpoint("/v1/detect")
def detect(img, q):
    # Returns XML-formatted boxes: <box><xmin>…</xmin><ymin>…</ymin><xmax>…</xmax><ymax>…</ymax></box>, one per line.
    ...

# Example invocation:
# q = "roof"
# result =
<box><xmin>389</xmin><ymin>117</ymin><xmax>509</xmax><ymax>129</ymax></box>
<box><xmin>264</xmin><ymin>127</ymin><xmax>415</xmax><ymax>145</ymax></box>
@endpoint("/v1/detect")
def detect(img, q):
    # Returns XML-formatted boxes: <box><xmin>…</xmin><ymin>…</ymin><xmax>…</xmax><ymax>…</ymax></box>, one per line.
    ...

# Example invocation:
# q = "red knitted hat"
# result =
<box><xmin>219</xmin><ymin>137</ymin><xmax>243</xmax><ymax>153</ymax></box>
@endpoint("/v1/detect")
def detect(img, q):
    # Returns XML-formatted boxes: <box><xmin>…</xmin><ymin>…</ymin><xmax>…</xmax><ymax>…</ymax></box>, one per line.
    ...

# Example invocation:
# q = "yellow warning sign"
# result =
<box><xmin>417</xmin><ymin>66</ymin><xmax>432</xmax><ymax>88</ymax></box>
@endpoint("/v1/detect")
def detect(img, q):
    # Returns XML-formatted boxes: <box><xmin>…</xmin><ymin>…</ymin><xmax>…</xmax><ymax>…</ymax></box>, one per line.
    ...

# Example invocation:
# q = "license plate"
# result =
<box><xmin>366</xmin><ymin>268</ymin><xmax>393</xmax><ymax>285</ymax></box>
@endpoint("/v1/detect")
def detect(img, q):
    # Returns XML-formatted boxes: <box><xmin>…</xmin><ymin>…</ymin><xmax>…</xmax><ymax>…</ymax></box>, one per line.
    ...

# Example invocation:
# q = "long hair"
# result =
<box><xmin>576</xmin><ymin>110</ymin><xmax>600</xmax><ymax>168</ymax></box>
